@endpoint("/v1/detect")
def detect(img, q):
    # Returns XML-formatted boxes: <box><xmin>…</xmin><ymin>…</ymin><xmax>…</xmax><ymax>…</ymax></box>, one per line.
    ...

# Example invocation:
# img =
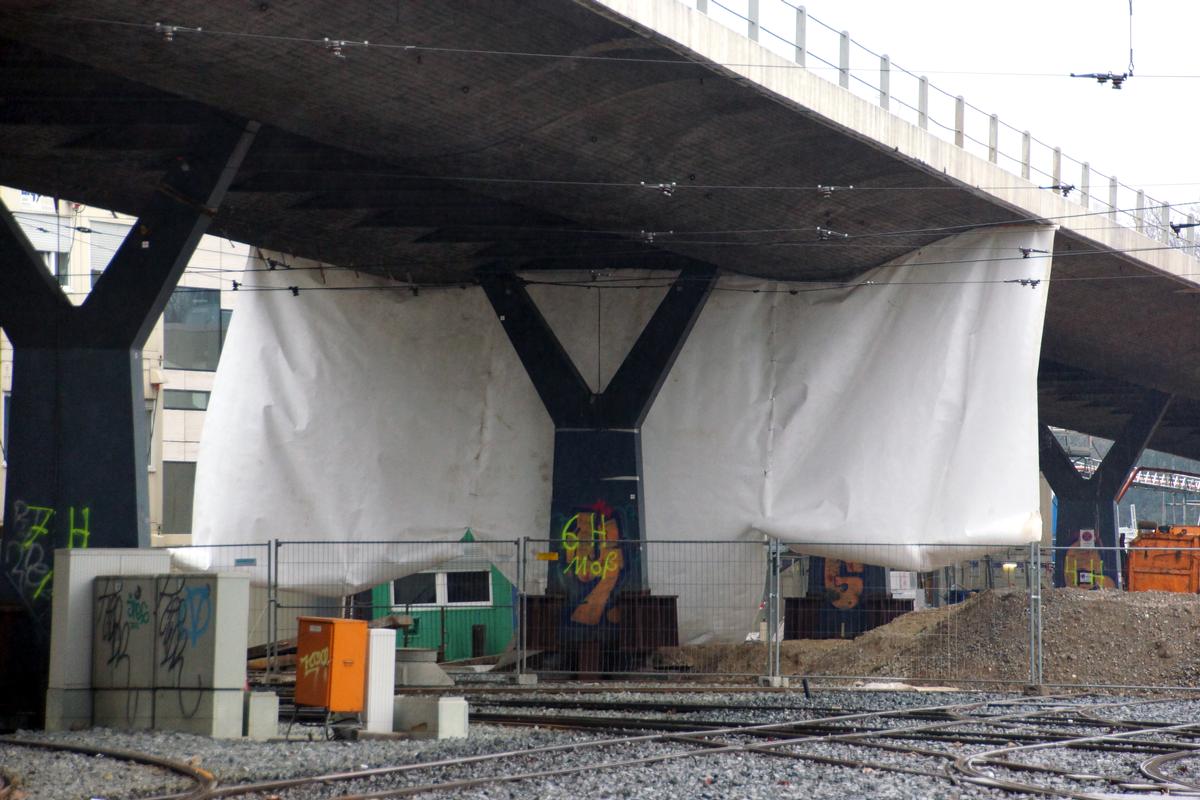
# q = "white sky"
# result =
<box><xmin>733</xmin><ymin>0</ymin><xmax>1200</xmax><ymax>210</ymax></box>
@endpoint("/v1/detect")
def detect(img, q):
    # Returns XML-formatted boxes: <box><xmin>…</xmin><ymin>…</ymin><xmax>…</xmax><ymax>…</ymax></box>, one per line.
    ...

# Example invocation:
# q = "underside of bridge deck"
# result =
<box><xmin>1</xmin><ymin>3</ymin><xmax>1196</xmax><ymax>457</ymax></box>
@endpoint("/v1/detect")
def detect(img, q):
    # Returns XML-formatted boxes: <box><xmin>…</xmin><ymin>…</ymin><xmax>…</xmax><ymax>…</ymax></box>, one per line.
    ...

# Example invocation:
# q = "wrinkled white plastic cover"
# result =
<box><xmin>192</xmin><ymin>226</ymin><xmax>1052</xmax><ymax>640</ymax></box>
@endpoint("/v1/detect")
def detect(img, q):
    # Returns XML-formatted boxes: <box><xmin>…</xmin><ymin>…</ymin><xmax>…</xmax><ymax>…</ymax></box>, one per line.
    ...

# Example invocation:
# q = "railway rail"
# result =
<box><xmin>7</xmin><ymin>693</ymin><xmax>1200</xmax><ymax>799</ymax></box>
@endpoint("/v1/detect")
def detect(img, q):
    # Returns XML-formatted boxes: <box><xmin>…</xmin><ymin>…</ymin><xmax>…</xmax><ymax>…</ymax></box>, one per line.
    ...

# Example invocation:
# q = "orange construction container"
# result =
<box><xmin>1127</xmin><ymin>527</ymin><xmax>1200</xmax><ymax>594</ymax></box>
<box><xmin>294</xmin><ymin>617</ymin><xmax>368</xmax><ymax>712</ymax></box>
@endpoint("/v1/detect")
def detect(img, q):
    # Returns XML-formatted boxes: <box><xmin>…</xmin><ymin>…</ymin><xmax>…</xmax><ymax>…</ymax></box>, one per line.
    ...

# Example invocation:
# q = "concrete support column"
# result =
<box><xmin>481</xmin><ymin>265</ymin><xmax>716</xmax><ymax>656</ymax></box>
<box><xmin>0</xmin><ymin>119</ymin><xmax>257</xmax><ymax>725</ymax></box>
<box><xmin>1039</xmin><ymin>390</ymin><xmax>1172</xmax><ymax>588</ymax></box>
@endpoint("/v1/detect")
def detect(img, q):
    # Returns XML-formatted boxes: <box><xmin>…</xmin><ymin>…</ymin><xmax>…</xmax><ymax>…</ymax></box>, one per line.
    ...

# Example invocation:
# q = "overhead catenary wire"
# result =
<box><xmin>14</xmin><ymin>189</ymin><xmax>1200</xmax><ymax>295</ymax></box>
<box><xmin>20</xmin><ymin>191</ymin><xmax>1200</xmax><ymax>275</ymax></box>
<box><xmin>209</xmin><ymin>167</ymin><xmax>1200</xmax><ymax>196</ymax></box>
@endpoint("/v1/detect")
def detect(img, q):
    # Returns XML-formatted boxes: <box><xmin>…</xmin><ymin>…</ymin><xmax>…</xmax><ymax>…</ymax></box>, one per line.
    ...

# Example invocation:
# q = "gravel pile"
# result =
<box><xmin>663</xmin><ymin>587</ymin><xmax>1200</xmax><ymax>688</ymax></box>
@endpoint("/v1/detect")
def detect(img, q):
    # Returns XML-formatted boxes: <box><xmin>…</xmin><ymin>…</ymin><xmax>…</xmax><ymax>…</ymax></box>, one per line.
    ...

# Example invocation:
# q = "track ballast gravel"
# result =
<box><xmin>4</xmin><ymin>688</ymin><xmax>1198</xmax><ymax>800</ymax></box>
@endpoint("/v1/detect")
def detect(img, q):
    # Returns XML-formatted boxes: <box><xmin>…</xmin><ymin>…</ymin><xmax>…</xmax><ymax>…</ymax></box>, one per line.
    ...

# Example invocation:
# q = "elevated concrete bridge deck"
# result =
<box><xmin>0</xmin><ymin>0</ymin><xmax>1197</xmax><ymax>456</ymax></box>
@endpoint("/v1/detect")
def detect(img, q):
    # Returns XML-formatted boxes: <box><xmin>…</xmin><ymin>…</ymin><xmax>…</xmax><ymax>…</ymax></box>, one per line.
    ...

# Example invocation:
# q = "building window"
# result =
<box><xmin>446</xmin><ymin>571</ymin><xmax>490</xmax><ymax>603</ymax></box>
<box><xmin>163</xmin><ymin>390</ymin><xmax>210</xmax><ymax>411</ymax></box>
<box><xmin>164</xmin><ymin>288</ymin><xmax>221</xmax><ymax>371</ymax></box>
<box><xmin>392</xmin><ymin>570</ymin><xmax>492</xmax><ymax>607</ymax></box>
<box><xmin>37</xmin><ymin>250</ymin><xmax>70</xmax><ymax>287</ymax></box>
<box><xmin>145</xmin><ymin>399</ymin><xmax>155</xmax><ymax>462</ymax></box>
<box><xmin>162</xmin><ymin>461</ymin><xmax>197</xmax><ymax>535</ymax></box>
<box><xmin>393</xmin><ymin>573</ymin><xmax>437</xmax><ymax>606</ymax></box>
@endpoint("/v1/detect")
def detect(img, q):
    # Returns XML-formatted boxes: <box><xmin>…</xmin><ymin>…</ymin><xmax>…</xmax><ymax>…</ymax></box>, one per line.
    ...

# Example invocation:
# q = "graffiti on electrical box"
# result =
<box><xmin>559</xmin><ymin>500</ymin><xmax>626</xmax><ymax>626</ymax></box>
<box><xmin>4</xmin><ymin>501</ymin><xmax>91</xmax><ymax>605</ymax></box>
<box><xmin>299</xmin><ymin>645</ymin><xmax>331</xmax><ymax>680</ymax></box>
<box><xmin>96</xmin><ymin>579</ymin><xmax>132</xmax><ymax>673</ymax></box>
<box><xmin>157</xmin><ymin>578</ymin><xmax>212</xmax><ymax>718</ymax></box>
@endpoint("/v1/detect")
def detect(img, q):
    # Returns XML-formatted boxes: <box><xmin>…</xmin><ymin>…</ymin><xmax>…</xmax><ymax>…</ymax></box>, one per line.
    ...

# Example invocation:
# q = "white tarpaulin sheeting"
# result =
<box><xmin>194</xmin><ymin>225</ymin><xmax>1053</xmax><ymax>640</ymax></box>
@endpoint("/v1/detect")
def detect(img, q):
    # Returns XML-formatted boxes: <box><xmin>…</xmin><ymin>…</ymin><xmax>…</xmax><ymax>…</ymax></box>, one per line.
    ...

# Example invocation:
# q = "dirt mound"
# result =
<box><xmin>663</xmin><ymin>588</ymin><xmax>1200</xmax><ymax>687</ymax></box>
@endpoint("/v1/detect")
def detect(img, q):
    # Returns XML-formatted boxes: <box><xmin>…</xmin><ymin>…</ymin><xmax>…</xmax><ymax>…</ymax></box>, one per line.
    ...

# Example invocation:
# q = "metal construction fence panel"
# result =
<box><xmin>271</xmin><ymin>539</ymin><xmax>519</xmax><ymax>666</ymax></box>
<box><xmin>1038</xmin><ymin>543</ymin><xmax>1200</xmax><ymax>691</ymax></box>
<box><xmin>776</xmin><ymin>542</ymin><xmax>1039</xmax><ymax>688</ymax></box>
<box><xmin>519</xmin><ymin>538</ymin><xmax>770</xmax><ymax>678</ymax></box>
<box><xmin>159</xmin><ymin>536</ymin><xmax>1200</xmax><ymax>690</ymax></box>
<box><xmin>166</xmin><ymin>542</ymin><xmax>274</xmax><ymax>649</ymax></box>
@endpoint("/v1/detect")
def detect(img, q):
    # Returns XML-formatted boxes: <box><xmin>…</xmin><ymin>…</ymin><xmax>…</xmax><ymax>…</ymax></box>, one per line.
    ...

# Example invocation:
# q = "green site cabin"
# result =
<box><xmin>368</xmin><ymin>530</ymin><xmax>516</xmax><ymax>663</ymax></box>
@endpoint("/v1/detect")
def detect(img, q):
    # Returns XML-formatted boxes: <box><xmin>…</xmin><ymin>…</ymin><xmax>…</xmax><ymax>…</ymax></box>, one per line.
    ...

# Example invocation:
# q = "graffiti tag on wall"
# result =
<box><xmin>4</xmin><ymin>501</ymin><xmax>91</xmax><ymax>605</ymax></box>
<box><xmin>560</xmin><ymin>500</ymin><xmax>625</xmax><ymax>626</ymax></box>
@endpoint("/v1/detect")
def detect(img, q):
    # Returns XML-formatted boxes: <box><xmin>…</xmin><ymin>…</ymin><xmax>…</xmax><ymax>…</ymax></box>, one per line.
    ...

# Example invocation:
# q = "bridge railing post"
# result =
<box><xmin>1161</xmin><ymin>203</ymin><xmax>1172</xmax><ymax>243</ymax></box>
<box><xmin>918</xmin><ymin>76</ymin><xmax>928</xmax><ymax>129</ymax></box>
<box><xmin>1021</xmin><ymin>131</ymin><xmax>1031</xmax><ymax>180</ymax></box>
<box><xmin>696</xmin><ymin>0</ymin><xmax>708</xmax><ymax>13</ymax></box>
<box><xmin>1052</xmin><ymin>147</ymin><xmax>1062</xmax><ymax>188</ymax></box>
<box><xmin>794</xmin><ymin>6</ymin><xmax>806</xmax><ymax>66</ymax></box>
<box><xmin>838</xmin><ymin>30</ymin><xmax>850</xmax><ymax>88</ymax></box>
<box><xmin>879</xmin><ymin>54</ymin><xmax>890</xmax><ymax>109</ymax></box>
<box><xmin>988</xmin><ymin>114</ymin><xmax>998</xmax><ymax>163</ymax></box>
<box><xmin>1081</xmin><ymin>162</ymin><xmax>1090</xmax><ymax>209</ymax></box>
<box><xmin>1109</xmin><ymin>176</ymin><xmax>1118</xmax><ymax>222</ymax></box>
<box><xmin>1136</xmin><ymin>190</ymin><xmax>1145</xmax><ymax>233</ymax></box>
<box><xmin>954</xmin><ymin>96</ymin><xmax>964</xmax><ymax>148</ymax></box>
<box><xmin>748</xmin><ymin>0</ymin><xmax>759</xmax><ymax>41</ymax></box>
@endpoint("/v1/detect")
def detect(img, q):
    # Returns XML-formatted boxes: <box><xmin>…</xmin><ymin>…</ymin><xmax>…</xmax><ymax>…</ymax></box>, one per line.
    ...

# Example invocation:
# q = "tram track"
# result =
<box><xmin>8</xmin><ymin>693</ymin><xmax>1200</xmax><ymax>799</ymax></box>
<box><xmin>0</xmin><ymin>736</ymin><xmax>214</xmax><ymax>800</ymax></box>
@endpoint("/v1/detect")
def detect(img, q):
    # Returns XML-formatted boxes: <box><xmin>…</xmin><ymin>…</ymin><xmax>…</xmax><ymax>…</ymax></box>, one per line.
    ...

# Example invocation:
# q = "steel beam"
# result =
<box><xmin>1040</xmin><ymin>389</ymin><xmax>1173</xmax><ymax>588</ymax></box>
<box><xmin>482</xmin><ymin>265</ymin><xmax>716</xmax><ymax>645</ymax></box>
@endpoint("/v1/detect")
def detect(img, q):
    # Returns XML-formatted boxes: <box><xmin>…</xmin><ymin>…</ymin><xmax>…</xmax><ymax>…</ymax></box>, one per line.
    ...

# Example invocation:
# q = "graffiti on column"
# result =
<box><xmin>1063</xmin><ymin>529</ymin><xmax>1115</xmax><ymax>589</ymax></box>
<box><xmin>559</xmin><ymin>500</ymin><xmax>629</xmax><ymax>626</ymax></box>
<box><xmin>3</xmin><ymin>501</ymin><xmax>91</xmax><ymax>606</ymax></box>
<box><xmin>823</xmin><ymin>559</ymin><xmax>866</xmax><ymax>609</ymax></box>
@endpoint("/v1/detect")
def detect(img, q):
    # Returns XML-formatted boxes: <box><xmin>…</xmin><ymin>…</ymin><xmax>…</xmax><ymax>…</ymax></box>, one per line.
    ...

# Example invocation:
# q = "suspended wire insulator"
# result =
<box><xmin>640</xmin><ymin>181</ymin><xmax>676</xmax><ymax>197</ymax></box>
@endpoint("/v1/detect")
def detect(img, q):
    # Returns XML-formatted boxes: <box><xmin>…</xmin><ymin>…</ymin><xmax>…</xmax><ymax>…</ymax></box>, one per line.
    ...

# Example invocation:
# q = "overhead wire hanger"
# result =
<box><xmin>1070</xmin><ymin>0</ymin><xmax>1134</xmax><ymax>88</ymax></box>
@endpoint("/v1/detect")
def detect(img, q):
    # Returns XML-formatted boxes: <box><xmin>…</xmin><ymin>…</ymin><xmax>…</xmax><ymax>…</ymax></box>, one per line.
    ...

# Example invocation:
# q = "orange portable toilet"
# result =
<box><xmin>294</xmin><ymin>616</ymin><xmax>368</xmax><ymax>713</ymax></box>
